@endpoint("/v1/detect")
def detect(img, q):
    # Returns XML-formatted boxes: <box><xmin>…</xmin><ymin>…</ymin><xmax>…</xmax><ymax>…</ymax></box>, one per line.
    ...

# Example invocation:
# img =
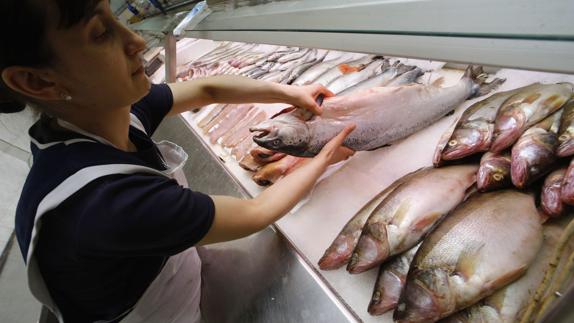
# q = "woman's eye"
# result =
<box><xmin>95</xmin><ymin>29</ymin><xmax>109</xmax><ymax>40</ymax></box>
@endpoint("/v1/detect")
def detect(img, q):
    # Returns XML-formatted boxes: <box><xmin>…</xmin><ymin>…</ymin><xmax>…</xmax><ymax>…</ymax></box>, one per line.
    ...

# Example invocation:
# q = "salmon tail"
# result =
<box><xmin>464</xmin><ymin>65</ymin><xmax>506</xmax><ymax>98</ymax></box>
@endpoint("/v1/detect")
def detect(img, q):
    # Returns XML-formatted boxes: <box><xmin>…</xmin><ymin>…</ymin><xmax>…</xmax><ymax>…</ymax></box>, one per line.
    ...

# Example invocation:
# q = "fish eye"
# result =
<box><xmin>273</xmin><ymin>139</ymin><xmax>281</xmax><ymax>146</ymax></box>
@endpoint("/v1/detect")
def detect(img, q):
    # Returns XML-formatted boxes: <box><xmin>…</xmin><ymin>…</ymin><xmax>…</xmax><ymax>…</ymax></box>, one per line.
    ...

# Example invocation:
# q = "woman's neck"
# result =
<box><xmin>58</xmin><ymin>105</ymin><xmax>136</xmax><ymax>152</ymax></box>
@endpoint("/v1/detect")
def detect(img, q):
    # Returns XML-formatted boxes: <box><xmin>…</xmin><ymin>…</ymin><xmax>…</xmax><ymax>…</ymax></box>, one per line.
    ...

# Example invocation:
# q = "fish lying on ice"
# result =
<box><xmin>318</xmin><ymin>171</ymin><xmax>418</xmax><ymax>270</ymax></box>
<box><xmin>440</xmin><ymin>217</ymin><xmax>566</xmax><ymax>323</ymax></box>
<box><xmin>251</xmin><ymin>66</ymin><xmax>504</xmax><ymax>157</ymax></box>
<box><xmin>490</xmin><ymin>83</ymin><xmax>573</xmax><ymax>153</ymax></box>
<box><xmin>476</xmin><ymin>151</ymin><xmax>512</xmax><ymax>192</ymax></box>
<box><xmin>434</xmin><ymin>84</ymin><xmax>539</xmax><ymax>164</ymax></box>
<box><xmin>394</xmin><ymin>190</ymin><xmax>543</xmax><ymax>323</ymax></box>
<box><xmin>541</xmin><ymin>167</ymin><xmax>569</xmax><ymax>218</ymax></box>
<box><xmin>348</xmin><ymin>165</ymin><xmax>478</xmax><ymax>274</ymax></box>
<box><xmin>369</xmin><ymin>244</ymin><xmax>420</xmax><ymax>316</ymax></box>
<box><xmin>510</xmin><ymin>110</ymin><xmax>562</xmax><ymax>189</ymax></box>
<box><xmin>556</xmin><ymin>100</ymin><xmax>574</xmax><ymax>157</ymax></box>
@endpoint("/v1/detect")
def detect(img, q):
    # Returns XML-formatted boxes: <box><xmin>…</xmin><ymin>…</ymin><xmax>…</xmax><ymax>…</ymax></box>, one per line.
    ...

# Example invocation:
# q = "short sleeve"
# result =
<box><xmin>74</xmin><ymin>173</ymin><xmax>215</xmax><ymax>257</ymax></box>
<box><xmin>131</xmin><ymin>83</ymin><xmax>174</xmax><ymax>135</ymax></box>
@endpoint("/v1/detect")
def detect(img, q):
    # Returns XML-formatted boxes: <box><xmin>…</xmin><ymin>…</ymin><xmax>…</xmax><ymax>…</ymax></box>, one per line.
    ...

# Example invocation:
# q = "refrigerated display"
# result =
<box><xmin>129</xmin><ymin>1</ymin><xmax>574</xmax><ymax>322</ymax></box>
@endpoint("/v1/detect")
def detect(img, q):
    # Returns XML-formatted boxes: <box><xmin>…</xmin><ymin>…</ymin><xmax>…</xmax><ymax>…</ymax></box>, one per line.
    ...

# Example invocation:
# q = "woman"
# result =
<box><xmin>0</xmin><ymin>0</ymin><xmax>355</xmax><ymax>322</ymax></box>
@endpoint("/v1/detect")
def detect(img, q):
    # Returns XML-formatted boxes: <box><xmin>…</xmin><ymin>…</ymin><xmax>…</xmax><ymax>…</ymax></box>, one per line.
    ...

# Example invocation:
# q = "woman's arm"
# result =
<box><xmin>197</xmin><ymin>125</ymin><xmax>355</xmax><ymax>245</ymax></box>
<box><xmin>167</xmin><ymin>75</ymin><xmax>332</xmax><ymax>116</ymax></box>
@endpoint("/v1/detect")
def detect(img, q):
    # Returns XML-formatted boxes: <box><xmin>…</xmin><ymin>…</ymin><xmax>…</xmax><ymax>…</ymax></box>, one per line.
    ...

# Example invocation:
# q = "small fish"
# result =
<box><xmin>348</xmin><ymin>165</ymin><xmax>478</xmax><ymax>274</ymax></box>
<box><xmin>491</xmin><ymin>83</ymin><xmax>573</xmax><ymax>153</ymax></box>
<box><xmin>541</xmin><ymin>167</ymin><xmax>569</xmax><ymax>218</ymax></box>
<box><xmin>556</xmin><ymin>100</ymin><xmax>574</xmax><ymax>157</ymax></box>
<box><xmin>476</xmin><ymin>151</ymin><xmax>512</xmax><ymax>192</ymax></box>
<box><xmin>312</xmin><ymin>55</ymin><xmax>376</xmax><ymax>87</ymax></box>
<box><xmin>394</xmin><ymin>190</ymin><xmax>543</xmax><ymax>323</ymax></box>
<box><xmin>318</xmin><ymin>172</ymin><xmax>417</xmax><ymax>270</ymax></box>
<box><xmin>326</xmin><ymin>58</ymin><xmax>386</xmax><ymax>94</ymax></box>
<box><xmin>560</xmin><ymin>158</ymin><xmax>574</xmax><ymax>205</ymax></box>
<box><xmin>369</xmin><ymin>244</ymin><xmax>420</xmax><ymax>316</ymax></box>
<box><xmin>510</xmin><ymin>110</ymin><xmax>562</xmax><ymax>189</ymax></box>
<box><xmin>338</xmin><ymin>63</ymin><xmax>418</xmax><ymax>96</ymax></box>
<box><xmin>435</xmin><ymin>84</ymin><xmax>539</xmax><ymax>164</ymax></box>
<box><xmin>292</xmin><ymin>52</ymin><xmax>354</xmax><ymax>86</ymax></box>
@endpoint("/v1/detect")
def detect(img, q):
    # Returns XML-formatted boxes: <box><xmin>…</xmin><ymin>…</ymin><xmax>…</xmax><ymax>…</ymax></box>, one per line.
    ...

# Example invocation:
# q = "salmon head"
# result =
<box><xmin>250</xmin><ymin>112</ymin><xmax>311</xmax><ymax>157</ymax></box>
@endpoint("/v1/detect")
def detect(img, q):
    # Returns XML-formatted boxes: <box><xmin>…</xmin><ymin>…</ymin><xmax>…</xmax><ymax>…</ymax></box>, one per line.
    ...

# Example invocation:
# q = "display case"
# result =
<box><xmin>126</xmin><ymin>1</ymin><xmax>574</xmax><ymax>322</ymax></box>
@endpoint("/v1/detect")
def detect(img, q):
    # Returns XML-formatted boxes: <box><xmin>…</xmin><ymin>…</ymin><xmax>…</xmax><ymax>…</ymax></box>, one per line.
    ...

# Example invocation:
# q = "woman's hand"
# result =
<box><xmin>285</xmin><ymin>84</ymin><xmax>334</xmax><ymax>115</ymax></box>
<box><xmin>316</xmin><ymin>124</ymin><xmax>356</xmax><ymax>165</ymax></box>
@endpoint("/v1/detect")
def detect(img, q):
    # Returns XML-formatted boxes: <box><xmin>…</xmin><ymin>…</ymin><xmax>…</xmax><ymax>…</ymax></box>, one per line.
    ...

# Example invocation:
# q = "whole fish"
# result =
<box><xmin>369</xmin><ymin>244</ymin><xmax>420</xmax><ymax>316</ymax></box>
<box><xmin>338</xmin><ymin>64</ymin><xmax>419</xmax><ymax>96</ymax></box>
<box><xmin>476</xmin><ymin>151</ymin><xmax>512</xmax><ymax>192</ymax></box>
<box><xmin>510</xmin><ymin>110</ymin><xmax>562</xmax><ymax>189</ymax></box>
<box><xmin>490</xmin><ymin>83</ymin><xmax>573</xmax><ymax>153</ymax></box>
<box><xmin>251</xmin><ymin>66</ymin><xmax>504</xmax><ymax>157</ymax></box>
<box><xmin>348</xmin><ymin>165</ymin><xmax>478</xmax><ymax>274</ymax></box>
<box><xmin>326</xmin><ymin>58</ymin><xmax>386</xmax><ymax>94</ymax></box>
<box><xmin>385</xmin><ymin>66</ymin><xmax>424</xmax><ymax>87</ymax></box>
<box><xmin>556</xmin><ymin>100</ymin><xmax>574</xmax><ymax>157</ymax></box>
<box><xmin>541</xmin><ymin>167</ymin><xmax>568</xmax><ymax>218</ymax></box>
<box><xmin>277</xmin><ymin>48</ymin><xmax>310</xmax><ymax>63</ymax></box>
<box><xmin>312</xmin><ymin>55</ymin><xmax>375</xmax><ymax>86</ymax></box>
<box><xmin>318</xmin><ymin>171</ymin><xmax>418</xmax><ymax>270</ymax></box>
<box><xmin>560</xmin><ymin>158</ymin><xmax>574</xmax><ymax>205</ymax></box>
<box><xmin>435</xmin><ymin>84</ymin><xmax>539</xmax><ymax>164</ymax></box>
<box><xmin>394</xmin><ymin>190</ymin><xmax>543</xmax><ymax>323</ymax></box>
<box><xmin>292</xmin><ymin>53</ymin><xmax>353</xmax><ymax>86</ymax></box>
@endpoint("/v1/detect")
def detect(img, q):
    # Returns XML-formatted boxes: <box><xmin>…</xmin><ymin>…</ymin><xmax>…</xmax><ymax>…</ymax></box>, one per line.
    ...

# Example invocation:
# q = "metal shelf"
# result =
<box><xmin>130</xmin><ymin>0</ymin><xmax>574</xmax><ymax>73</ymax></box>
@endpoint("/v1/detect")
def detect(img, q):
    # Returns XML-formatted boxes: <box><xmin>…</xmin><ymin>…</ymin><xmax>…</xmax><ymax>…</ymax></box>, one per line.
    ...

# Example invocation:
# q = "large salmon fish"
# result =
<box><xmin>251</xmin><ymin>66</ymin><xmax>504</xmax><ymax>157</ymax></box>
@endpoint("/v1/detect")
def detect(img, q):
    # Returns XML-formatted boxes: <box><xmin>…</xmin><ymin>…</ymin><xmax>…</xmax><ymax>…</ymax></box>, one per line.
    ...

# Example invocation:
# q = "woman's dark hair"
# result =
<box><xmin>0</xmin><ymin>0</ymin><xmax>100</xmax><ymax>113</ymax></box>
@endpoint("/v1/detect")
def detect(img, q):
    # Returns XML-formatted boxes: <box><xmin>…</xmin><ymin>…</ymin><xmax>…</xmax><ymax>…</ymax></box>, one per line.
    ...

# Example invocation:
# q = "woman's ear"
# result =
<box><xmin>1</xmin><ymin>67</ymin><xmax>63</xmax><ymax>101</ymax></box>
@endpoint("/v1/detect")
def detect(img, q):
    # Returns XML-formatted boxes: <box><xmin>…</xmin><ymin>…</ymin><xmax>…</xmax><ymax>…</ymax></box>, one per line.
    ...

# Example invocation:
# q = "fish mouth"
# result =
<box><xmin>347</xmin><ymin>234</ymin><xmax>389</xmax><ymax>274</ymax></box>
<box><xmin>510</xmin><ymin>158</ymin><xmax>529</xmax><ymax>189</ymax></box>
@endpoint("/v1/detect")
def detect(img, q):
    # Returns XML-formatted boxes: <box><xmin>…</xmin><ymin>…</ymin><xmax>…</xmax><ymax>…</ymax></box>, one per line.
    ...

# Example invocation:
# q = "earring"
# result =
<box><xmin>60</xmin><ymin>93</ymin><xmax>72</xmax><ymax>101</ymax></box>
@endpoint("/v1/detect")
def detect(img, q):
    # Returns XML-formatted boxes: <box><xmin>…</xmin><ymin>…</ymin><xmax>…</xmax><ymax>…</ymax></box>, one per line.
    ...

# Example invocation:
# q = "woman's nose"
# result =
<box><xmin>125</xmin><ymin>32</ymin><xmax>146</xmax><ymax>57</ymax></box>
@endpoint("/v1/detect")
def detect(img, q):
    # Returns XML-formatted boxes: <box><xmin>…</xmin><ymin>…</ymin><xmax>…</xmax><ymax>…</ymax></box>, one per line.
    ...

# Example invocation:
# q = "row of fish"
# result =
<box><xmin>433</xmin><ymin>82</ymin><xmax>574</xmax><ymax>218</ymax></box>
<box><xmin>188</xmin><ymin>42</ymin><xmax>434</xmax><ymax>186</ymax></box>
<box><xmin>318</xmin><ymin>165</ymin><xmax>571</xmax><ymax>322</ymax></box>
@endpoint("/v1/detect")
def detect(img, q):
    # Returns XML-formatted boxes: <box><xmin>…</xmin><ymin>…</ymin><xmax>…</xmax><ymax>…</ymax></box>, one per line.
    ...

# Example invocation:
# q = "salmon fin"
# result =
<box><xmin>455</xmin><ymin>242</ymin><xmax>485</xmax><ymax>280</ymax></box>
<box><xmin>431</xmin><ymin>77</ymin><xmax>445</xmax><ymax>87</ymax></box>
<box><xmin>464</xmin><ymin>65</ymin><xmax>506</xmax><ymax>98</ymax></box>
<box><xmin>411</xmin><ymin>212</ymin><xmax>443</xmax><ymax>232</ymax></box>
<box><xmin>486</xmin><ymin>266</ymin><xmax>527</xmax><ymax>292</ymax></box>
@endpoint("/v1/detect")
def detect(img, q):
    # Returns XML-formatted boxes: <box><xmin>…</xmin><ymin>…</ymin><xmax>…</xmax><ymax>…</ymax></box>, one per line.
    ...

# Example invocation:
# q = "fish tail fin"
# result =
<box><xmin>464</xmin><ymin>65</ymin><xmax>506</xmax><ymax>98</ymax></box>
<box><xmin>397</xmin><ymin>63</ymin><xmax>417</xmax><ymax>75</ymax></box>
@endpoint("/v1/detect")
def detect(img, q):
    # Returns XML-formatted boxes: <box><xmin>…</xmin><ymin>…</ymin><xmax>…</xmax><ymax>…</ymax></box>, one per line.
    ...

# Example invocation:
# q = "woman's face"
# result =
<box><xmin>46</xmin><ymin>0</ymin><xmax>150</xmax><ymax>112</ymax></box>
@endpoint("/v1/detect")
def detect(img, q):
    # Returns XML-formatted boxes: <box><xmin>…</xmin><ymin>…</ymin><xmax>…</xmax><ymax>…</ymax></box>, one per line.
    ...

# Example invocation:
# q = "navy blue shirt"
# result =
<box><xmin>18</xmin><ymin>84</ymin><xmax>215</xmax><ymax>322</ymax></box>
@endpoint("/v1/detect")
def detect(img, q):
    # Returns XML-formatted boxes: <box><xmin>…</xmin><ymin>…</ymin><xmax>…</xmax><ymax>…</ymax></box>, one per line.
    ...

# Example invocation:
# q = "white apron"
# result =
<box><xmin>27</xmin><ymin>115</ymin><xmax>202</xmax><ymax>323</ymax></box>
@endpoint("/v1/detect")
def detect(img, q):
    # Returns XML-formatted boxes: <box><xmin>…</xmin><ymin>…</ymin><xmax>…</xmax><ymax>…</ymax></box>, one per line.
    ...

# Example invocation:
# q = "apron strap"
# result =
<box><xmin>27</xmin><ymin>164</ymin><xmax>167</xmax><ymax>322</ymax></box>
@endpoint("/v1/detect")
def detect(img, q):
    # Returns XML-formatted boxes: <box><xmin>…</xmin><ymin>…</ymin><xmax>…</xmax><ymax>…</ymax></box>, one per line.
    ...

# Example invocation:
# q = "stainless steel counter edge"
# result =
<box><xmin>176</xmin><ymin>115</ymin><xmax>361</xmax><ymax>322</ymax></box>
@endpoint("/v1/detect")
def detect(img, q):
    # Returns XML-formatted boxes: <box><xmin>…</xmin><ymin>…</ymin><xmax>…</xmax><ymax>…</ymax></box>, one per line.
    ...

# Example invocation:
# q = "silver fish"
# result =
<box><xmin>348</xmin><ymin>165</ymin><xmax>478</xmax><ymax>274</ymax></box>
<box><xmin>292</xmin><ymin>53</ymin><xmax>354</xmax><ymax>86</ymax></box>
<box><xmin>434</xmin><ymin>84</ymin><xmax>539</xmax><ymax>164</ymax></box>
<box><xmin>312</xmin><ymin>55</ymin><xmax>375</xmax><ymax>86</ymax></box>
<box><xmin>556</xmin><ymin>100</ymin><xmax>574</xmax><ymax>157</ymax></box>
<box><xmin>251</xmin><ymin>66</ymin><xmax>503</xmax><ymax>157</ymax></box>
<box><xmin>441</xmin><ymin>218</ymin><xmax>566</xmax><ymax>323</ymax></box>
<box><xmin>476</xmin><ymin>151</ymin><xmax>512</xmax><ymax>192</ymax></box>
<box><xmin>394</xmin><ymin>190</ymin><xmax>543</xmax><ymax>323</ymax></box>
<box><xmin>510</xmin><ymin>110</ymin><xmax>562</xmax><ymax>189</ymax></box>
<box><xmin>337</xmin><ymin>62</ymin><xmax>413</xmax><ymax>96</ymax></box>
<box><xmin>369</xmin><ymin>244</ymin><xmax>420</xmax><ymax>316</ymax></box>
<box><xmin>491</xmin><ymin>83</ymin><xmax>573</xmax><ymax>153</ymax></box>
<box><xmin>318</xmin><ymin>171</ymin><xmax>417</xmax><ymax>270</ymax></box>
<box><xmin>326</xmin><ymin>58</ymin><xmax>386</xmax><ymax>94</ymax></box>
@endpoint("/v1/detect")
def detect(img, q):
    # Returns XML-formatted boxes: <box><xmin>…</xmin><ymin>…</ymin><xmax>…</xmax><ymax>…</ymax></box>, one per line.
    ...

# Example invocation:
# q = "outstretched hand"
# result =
<box><xmin>316</xmin><ymin>124</ymin><xmax>356</xmax><ymax>165</ymax></box>
<box><xmin>287</xmin><ymin>84</ymin><xmax>334</xmax><ymax>115</ymax></box>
